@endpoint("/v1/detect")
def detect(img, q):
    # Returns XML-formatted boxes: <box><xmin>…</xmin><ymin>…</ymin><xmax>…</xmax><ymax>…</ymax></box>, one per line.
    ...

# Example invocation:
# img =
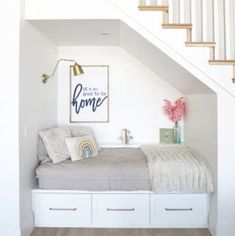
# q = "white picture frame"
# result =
<box><xmin>70</xmin><ymin>65</ymin><xmax>109</xmax><ymax>123</ymax></box>
<box><xmin>159</xmin><ymin>128</ymin><xmax>174</xmax><ymax>144</ymax></box>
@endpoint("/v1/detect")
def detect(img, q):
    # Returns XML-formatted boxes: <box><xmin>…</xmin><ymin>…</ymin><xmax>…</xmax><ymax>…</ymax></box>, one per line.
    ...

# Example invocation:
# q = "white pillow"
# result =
<box><xmin>39</xmin><ymin>127</ymin><xmax>71</xmax><ymax>164</ymax></box>
<box><xmin>65</xmin><ymin>135</ymin><xmax>98</xmax><ymax>161</ymax></box>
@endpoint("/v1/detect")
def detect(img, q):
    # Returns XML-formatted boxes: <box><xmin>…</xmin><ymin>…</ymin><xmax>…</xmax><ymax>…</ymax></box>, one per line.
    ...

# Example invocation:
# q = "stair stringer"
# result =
<box><xmin>107</xmin><ymin>0</ymin><xmax>234</xmax><ymax>97</ymax></box>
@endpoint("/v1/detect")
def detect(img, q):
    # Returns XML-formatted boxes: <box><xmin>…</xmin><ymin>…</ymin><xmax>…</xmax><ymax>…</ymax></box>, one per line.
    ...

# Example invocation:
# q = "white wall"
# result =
<box><xmin>184</xmin><ymin>94</ymin><xmax>217</xmax><ymax>236</ymax></box>
<box><xmin>217</xmin><ymin>93</ymin><xmax>235</xmax><ymax>236</ymax></box>
<box><xmin>0</xmin><ymin>1</ymin><xmax>21</xmax><ymax>236</ymax></box>
<box><xmin>58</xmin><ymin>46</ymin><xmax>182</xmax><ymax>143</ymax></box>
<box><xmin>120</xmin><ymin>22</ymin><xmax>212</xmax><ymax>95</ymax></box>
<box><xmin>19</xmin><ymin>21</ymin><xmax>58</xmax><ymax>236</ymax></box>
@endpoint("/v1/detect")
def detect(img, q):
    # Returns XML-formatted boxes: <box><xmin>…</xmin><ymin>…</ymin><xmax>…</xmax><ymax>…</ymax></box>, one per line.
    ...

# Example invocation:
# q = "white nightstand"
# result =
<box><xmin>99</xmin><ymin>143</ymin><xmax>141</xmax><ymax>148</ymax></box>
<box><xmin>99</xmin><ymin>142</ymin><xmax>184</xmax><ymax>148</ymax></box>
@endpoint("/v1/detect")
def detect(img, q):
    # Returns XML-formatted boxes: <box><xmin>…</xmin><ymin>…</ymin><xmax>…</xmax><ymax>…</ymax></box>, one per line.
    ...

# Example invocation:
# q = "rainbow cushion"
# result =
<box><xmin>65</xmin><ymin>135</ymin><xmax>98</xmax><ymax>161</ymax></box>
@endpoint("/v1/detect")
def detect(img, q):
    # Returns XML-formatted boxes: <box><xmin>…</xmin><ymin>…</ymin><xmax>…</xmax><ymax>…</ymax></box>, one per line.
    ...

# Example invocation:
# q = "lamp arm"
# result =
<box><xmin>51</xmin><ymin>59</ymin><xmax>76</xmax><ymax>77</ymax></box>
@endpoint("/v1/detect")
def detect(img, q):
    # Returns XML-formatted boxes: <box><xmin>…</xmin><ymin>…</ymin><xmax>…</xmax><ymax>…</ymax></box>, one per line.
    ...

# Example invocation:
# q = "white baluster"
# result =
<box><xmin>213</xmin><ymin>0</ymin><xmax>219</xmax><ymax>59</ymax></box>
<box><xmin>180</xmin><ymin>0</ymin><xmax>184</xmax><ymax>23</ymax></box>
<box><xmin>162</xmin><ymin>0</ymin><xmax>168</xmax><ymax>5</ymax></box>
<box><xmin>172</xmin><ymin>0</ymin><xmax>180</xmax><ymax>23</ymax></box>
<box><xmin>182</xmin><ymin>0</ymin><xmax>191</xmax><ymax>24</ymax></box>
<box><xmin>150</xmin><ymin>0</ymin><xmax>158</xmax><ymax>5</ymax></box>
<box><xmin>202</xmin><ymin>0</ymin><xmax>214</xmax><ymax>42</ymax></box>
<box><xmin>191</xmin><ymin>0</ymin><xmax>203</xmax><ymax>41</ymax></box>
<box><xmin>155</xmin><ymin>0</ymin><xmax>162</xmax><ymax>6</ymax></box>
<box><xmin>178</xmin><ymin>0</ymin><xmax>181</xmax><ymax>23</ymax></box>
<box><xmin>214</xmin><ymin>0</ymin><xmax>226</xmax><ymax>59</ymax></box>
<box><xmin>224</xmin><ymin>0</ymin><xmax>235</xmax><ymax>59</ymax></box>
<box><xmin>231</xmin><ymin>0</ymin><xmax>235</xmax><ymax>59</ymax></box>
<box><xmin>139</xmin><ymin>0</ymin><xmax>146</xmax><ymax>6</ymax></box>
<box><xmin>224</xmin><ymin>0</ymin><xmax>230</xmax><ymax>59</ymax></box>
<box><xmin>202</xmin><ymin>0</ymin><xmax>207</xmax><ymax>41</ymax></box>
<box><xmin>200</xmin><ymin>0</ymin><xmax>203</xmax><ymax>41</ymax></box>
<box><xmin>168</xmin><ymin>0</ymin><xmax>173</xmax><ymax>23</ymax></box>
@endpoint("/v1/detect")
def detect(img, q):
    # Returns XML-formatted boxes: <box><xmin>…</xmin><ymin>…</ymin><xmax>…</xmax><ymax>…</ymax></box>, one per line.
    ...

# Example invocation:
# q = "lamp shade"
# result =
<box><xmin>41</xmin><ymin>59</ymin><xmax>84</xmax><ymax>84</ymax></box>
<box><xmin>73</xmin><ymin>63</ymin><xmax>84</xmax><ymax>76</ymax></box>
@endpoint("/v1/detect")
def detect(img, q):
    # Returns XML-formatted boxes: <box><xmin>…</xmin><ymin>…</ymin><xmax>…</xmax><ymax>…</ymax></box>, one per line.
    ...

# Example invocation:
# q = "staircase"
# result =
<box><xmin>138</xmin><ymin>0</ymin><xmax>235</xmax><ymax>83</ymax></box>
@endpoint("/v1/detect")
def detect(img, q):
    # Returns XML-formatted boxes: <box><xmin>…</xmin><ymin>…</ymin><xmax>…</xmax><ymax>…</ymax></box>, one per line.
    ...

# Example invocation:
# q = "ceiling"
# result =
<box><xmin>30</xmin><ymin>19</ymin><xmax>213</xmax><ymax>94</ymax></box>
<box><xmin>30</xmin><ymin>20</ymin><xmax>120</xmax><ymax>46</ymax></box>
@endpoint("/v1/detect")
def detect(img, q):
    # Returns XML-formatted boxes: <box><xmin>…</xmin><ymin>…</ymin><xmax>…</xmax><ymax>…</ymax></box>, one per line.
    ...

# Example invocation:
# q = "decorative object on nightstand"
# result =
<box><xmin>159</xmin><ymin>128</ymin><xmax>174</xmax><ymax>144</ymax></box>
<box><xmin>163</xmin><ymin>97</ymin><xmax>185</xmax><ymax>144</ymax></box>
<box><xmin>121</xmin><ymin>129</ymin><xmax>133</xmax><ymax>145</ymax></box>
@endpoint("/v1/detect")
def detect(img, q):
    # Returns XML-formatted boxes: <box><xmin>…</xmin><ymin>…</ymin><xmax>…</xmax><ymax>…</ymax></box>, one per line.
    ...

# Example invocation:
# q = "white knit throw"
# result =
<box><xmin>141</xmin><ymin>145</ymin><xmax>214</xmax><ymax>193</ymax></box>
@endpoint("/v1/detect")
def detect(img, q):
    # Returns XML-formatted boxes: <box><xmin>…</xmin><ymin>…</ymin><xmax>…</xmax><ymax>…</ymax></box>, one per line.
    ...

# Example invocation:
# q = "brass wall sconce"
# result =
<box><xmin>42</xmin><ymin>58</ymin><xmax>84</xmax><ymax>83</ymax></box>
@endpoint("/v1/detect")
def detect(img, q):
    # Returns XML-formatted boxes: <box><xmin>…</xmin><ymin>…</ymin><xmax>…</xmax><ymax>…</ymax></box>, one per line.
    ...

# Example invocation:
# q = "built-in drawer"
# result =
<box><xmin>92</xmin><ymin>194</ymin><xmax>150</xmax><ymax>227</ymax></box>
<box><xmin>150</xmin><ymin>194</ymin><xmax>208</xmax><ymax>228</ymax></box>
<box><xmin>33</xmin><ymin>193</ymin><xmax>91</xmax><ymax>227</ymax></box>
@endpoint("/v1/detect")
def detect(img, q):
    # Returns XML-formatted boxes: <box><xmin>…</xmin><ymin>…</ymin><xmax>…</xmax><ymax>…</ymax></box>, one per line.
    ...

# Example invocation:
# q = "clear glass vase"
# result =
<box><xmin>174</xmin><ymin>122</ymin><xmax>181</xmax><ymax>144</ymax></box>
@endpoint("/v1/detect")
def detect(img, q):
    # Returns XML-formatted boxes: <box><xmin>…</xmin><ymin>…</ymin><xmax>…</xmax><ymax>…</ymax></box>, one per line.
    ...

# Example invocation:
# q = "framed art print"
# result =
<box><xmin>70</xmin><ymin>65</ymin><xmax>109</xmax><ymax>123</ymax></box>
<box><xmin>160</xmin><ymin>128</ymin><xmax>174</xmax><ymax>144</ymax></box>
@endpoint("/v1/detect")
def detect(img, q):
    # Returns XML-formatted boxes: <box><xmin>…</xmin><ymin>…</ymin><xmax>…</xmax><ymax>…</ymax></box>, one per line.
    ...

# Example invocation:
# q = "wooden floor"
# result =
<box><xmin>31</xmin><ymin>228</ymin><xmax>211</xmax><ymax>236</ymax></box>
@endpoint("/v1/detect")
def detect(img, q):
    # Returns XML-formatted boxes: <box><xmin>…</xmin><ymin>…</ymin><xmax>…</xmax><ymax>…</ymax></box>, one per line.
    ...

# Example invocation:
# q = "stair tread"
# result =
<box><xmin>209</xmin><ymin>60</ymin><xmax>235</xmax><ymax>65</ymax></box>
<box><xmin>138</xmin><ymin>4</ymin><xmax>234</xmax><ymax>83</ymax></box>
<box><xmin>162</xmin><ymin>23</ymin><xmax>192</xmax><ymax>29</ymax></box>
<box><xmin>185</xmin><ymin>42</ymin><xmax>216</xmax><ymax>47</ymax></box>
<box><xmin>138</xmin><ymin>5</ymin><xmax>169</xmax><ymax>11</ymax></box>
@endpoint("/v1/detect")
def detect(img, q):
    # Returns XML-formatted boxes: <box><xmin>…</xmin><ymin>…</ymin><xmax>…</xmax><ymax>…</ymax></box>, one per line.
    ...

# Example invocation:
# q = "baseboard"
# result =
<box><xmin>217</xmin><ymin>222</ymin><xmax>235</xmax><ymax>236</ymax></box>
<box><xmin>209</xmin><ymin>227</ymin><xmax>216</xmax><ymax>236</ymax></box>
<box><xmin>21</xmin><ymin>213</ymin><xmax>34</xmax><ymax>236</ymax></box>
<box><xmin>0</xmin><ymin>228</ymin><xmax>21</xmax><ymax>236</ymax></box>
<box><xmin>21</xmin><ymin>225</ymin><xmax>33</xmax><ymax>236</ymax></box>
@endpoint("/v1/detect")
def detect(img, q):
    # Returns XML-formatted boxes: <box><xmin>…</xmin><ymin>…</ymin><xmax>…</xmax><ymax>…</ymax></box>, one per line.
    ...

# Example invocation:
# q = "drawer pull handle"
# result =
<box><xmin>107</xmin><ymin>208</ymin><xmax>135</xmax><ymax>212</ymax></box>
<box><xmin>165</xmin><ymin>208</ymin><xmax>193</xmax><ymax>211</ymax></box>
<box><xmin>49</xmin><ymin>208</ymin><xmax>77</xmax><ymax>211</ymax></box>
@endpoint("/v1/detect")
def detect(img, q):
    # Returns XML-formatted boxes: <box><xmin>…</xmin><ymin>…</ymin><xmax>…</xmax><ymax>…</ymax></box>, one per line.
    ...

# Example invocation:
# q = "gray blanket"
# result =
<box><xmin>36</xmin><ymin>148</ymin><xmax>151</xmax><ymax>191</ymax></box>
<box><xmin>36</xmin><ymin>146</ymin><xmax>214</xmax><ymax>193</ymax></box>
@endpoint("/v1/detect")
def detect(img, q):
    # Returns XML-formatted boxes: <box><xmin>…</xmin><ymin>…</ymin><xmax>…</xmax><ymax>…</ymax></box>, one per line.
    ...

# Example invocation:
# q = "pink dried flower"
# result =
<box><xmin>163</xmin><ymin>97</ymin><xmax>185</xmax><ymax>123</ymax></box>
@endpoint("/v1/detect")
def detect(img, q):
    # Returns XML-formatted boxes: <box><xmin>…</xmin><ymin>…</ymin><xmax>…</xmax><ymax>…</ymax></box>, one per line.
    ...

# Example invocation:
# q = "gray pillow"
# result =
<box><xmin>70</xmin><ymin>126</ymin><xmax>94</xmax><ymax>136</ymax></box>
<box><xmin>37</xmin><ymin>136</ymin><xmax>49</xmax><ymax>162</ymax></box>
<box><xmin>70</xmin><ymin>126</ymin><xmax>100</xmax><ymax>150</ymax></box>
<box><xmin>39</xmin><ymin>126</ymin><xmax>72</xmax><ymax>164</ymax></box>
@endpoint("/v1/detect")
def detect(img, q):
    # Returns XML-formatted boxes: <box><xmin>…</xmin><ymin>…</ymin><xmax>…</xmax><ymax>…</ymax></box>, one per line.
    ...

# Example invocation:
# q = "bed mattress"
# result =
<box><xmin>36</xmin><ymin>148</ymin><xmax>152</xmax><ymax>191</ymax></box>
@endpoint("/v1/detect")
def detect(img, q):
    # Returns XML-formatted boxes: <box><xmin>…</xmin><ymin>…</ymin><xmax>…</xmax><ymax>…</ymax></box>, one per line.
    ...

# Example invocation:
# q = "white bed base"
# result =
<box><xmin>32</xmin><ymin>190</ymin><xmax>209</xmax><ymax>228</ymax></box>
